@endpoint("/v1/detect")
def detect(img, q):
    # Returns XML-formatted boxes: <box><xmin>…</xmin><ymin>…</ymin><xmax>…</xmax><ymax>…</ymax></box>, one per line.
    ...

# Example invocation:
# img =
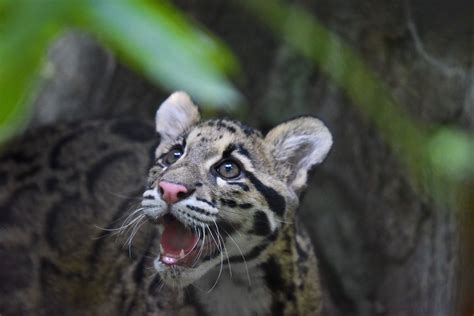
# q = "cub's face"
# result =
<box><xmin>140</xmin><ymin>92</ymin><xmax>332</xmax><ymax>287</ymax></box>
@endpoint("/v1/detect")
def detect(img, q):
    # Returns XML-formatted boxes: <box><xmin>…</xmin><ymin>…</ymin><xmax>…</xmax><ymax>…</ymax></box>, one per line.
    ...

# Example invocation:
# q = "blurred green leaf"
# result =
<box><xmin>0</xmin><ymin>0</ymin><xmax>240</xmax><ymax>144</ymax></box>
<box><xmin>77</xmin><ymin>0</ymin><xmax>240</xmax><ymax>107</ymax></box>
<box><xmin>428</xmin><ymin>129</ymin><xmax>474</xmax><ymax>180</ymax></box>
<box><xmin>0</xmin><ymin>0</ymin><xmax>70</xmax><ymax>143</ymax></box>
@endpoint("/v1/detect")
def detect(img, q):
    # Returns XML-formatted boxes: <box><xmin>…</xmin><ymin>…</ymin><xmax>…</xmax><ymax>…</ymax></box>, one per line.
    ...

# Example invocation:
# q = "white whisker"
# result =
<box><xmin>206</xmin><ymin>226</ymin><xmax>224</xmax><ymax>293</ymax></box>
<box><xmin>222</xmin><ymin>229</ymin><xmax>251</xmax><ymax>286</ymax></box>
<box><xmin>212</xmin><ymin>219</ymin><xmax>232</xmax><ymax>278</ymax></box>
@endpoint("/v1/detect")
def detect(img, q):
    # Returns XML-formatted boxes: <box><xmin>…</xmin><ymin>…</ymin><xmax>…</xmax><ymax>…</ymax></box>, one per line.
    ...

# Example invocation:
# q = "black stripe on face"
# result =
<box><xmin>186</xmin><ymin>205</ymin><xmax>214</xmax><ymax>217</ymax></box>
<box><xmin>252</xmin><ymin>211</ymin><xmax>271</xmax><ymax>236</ymax></box>
<box><xmin>236</xmin><ymin>143</ymin><xmax>251</xmax><ymax>159</ymax></box>
<box><xmin>220</xmin><ymin>198</ymin><xmax>237</xmax><ymax>208</ymax></box>
<box><xmin>222</xmin><ymin>144</ymin><xmax>236</xmax><ymax>158</ymax></box>
<box><xmin>239</xmin><ymin>203</ymin><xmax>253</xmax><ymax>209</ymax></box>
<box><xmin>215</xmin><ymin>218</ymin><xmax>238</xmax><ymax>236</ymax></box>
<box><xmin>196</xmin><ymin>197</ymin><xmax>215</xmax><ymax>207</ymax></box>
<box><xmin>177</xmin><ymin>209</ymin><xmax>212</xmax><ymax>226</ymax></box>
<box><xmin>245</xmin><ymin>172</ymin><xmax>286</xmax><ymax>216</ymax></box>
<box><xmin>226</xmin><ymin>229</ymin><xmax>279</xmax><ymax>264</ymax></box>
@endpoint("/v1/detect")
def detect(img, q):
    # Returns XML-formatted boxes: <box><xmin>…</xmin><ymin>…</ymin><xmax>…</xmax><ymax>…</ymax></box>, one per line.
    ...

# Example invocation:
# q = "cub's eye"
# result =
<box><xmin>215</xmin><ymin>160</ymin><xmax>241</xmax><ymax>179</ymax></box>
<box><xmin>163</xmin><ymin>147</ymin><xmax>183</xmax><ymax>166</ymax></box>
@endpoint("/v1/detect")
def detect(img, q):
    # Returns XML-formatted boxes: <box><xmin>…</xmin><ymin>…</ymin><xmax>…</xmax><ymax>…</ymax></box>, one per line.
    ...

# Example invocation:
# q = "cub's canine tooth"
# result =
<box><xmin>160</xmin><ymin>244</ymin><xmax>164</xmax><ymax>253</ymax></box>
<box><xmin>179</xmin><ymin>249</ymin><xmax>185</xmax><ymax>259</ymax></box>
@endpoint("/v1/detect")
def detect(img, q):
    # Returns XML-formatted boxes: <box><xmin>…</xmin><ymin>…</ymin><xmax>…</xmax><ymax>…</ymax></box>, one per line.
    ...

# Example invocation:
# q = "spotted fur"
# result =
<box><xmin>0</xmin><ymin>92</ymin><xmax>331</xmax><ymax>316</ymax></box>
<box><xmin>141</xmin><ymin>92</ymin><xmax>332</xmax><ymax>315</ymax></box>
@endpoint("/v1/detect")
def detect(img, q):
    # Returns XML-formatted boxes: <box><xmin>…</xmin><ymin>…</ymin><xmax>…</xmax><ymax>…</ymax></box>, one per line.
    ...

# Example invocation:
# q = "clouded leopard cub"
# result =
<box><xmin>0</xmin><ymin>92</ymin><xmax>331</xmax><ymax>315</ymax></box>
<box><xmin>141</xmin><ymin>92</ymin><xmax>332</xmax><ymax>315</ymax></box>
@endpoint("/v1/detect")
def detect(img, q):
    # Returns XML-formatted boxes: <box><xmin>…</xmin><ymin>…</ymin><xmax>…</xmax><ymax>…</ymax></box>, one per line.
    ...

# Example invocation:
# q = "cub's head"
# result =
<box><xmin>141</xmin><ymin>92</ymin><xmax>332</xmax><ymax>287</ymax></box>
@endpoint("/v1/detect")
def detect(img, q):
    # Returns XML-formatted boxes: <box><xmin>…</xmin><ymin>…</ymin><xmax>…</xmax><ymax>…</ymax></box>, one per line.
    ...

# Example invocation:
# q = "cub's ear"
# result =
<box><xmin>155</xmin><ymin>91</ymin><xmax>200</xmax><ymax>144</ymax></box>
<box><xmin>265</xmin><ymin>116</ymin><xmax>333</xmax><ymax>193</ymax></box>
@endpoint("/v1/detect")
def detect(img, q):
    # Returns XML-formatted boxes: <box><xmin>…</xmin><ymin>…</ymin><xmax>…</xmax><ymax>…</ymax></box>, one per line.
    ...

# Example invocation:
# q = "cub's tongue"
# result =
<box><xmin>159</xmin><ymin>216</ymin><xmax>199</xmax><ymax>266</ymax></box>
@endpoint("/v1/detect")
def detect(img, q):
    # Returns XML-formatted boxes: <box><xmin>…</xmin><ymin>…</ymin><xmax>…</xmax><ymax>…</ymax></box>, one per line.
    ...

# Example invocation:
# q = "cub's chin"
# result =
<box><xmin>153</xmin><ymin>256</ymin><xmax>218</xmax><ymax>288</ymax></box>
<box><xmin>152</xmin><ymin>214</ymin><xmax>220</xmax><ymax>287</ymax></box>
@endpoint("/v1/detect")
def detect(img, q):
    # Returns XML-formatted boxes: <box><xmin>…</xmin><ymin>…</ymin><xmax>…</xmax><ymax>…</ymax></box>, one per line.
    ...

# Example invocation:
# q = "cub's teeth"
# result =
<box><xmin>160</xmin><ymin>244</ymin><xmax>164</xmax><ymax>253</ymax></box>
<box><xmin>179</xmin><ymin>249</ymin><xmax>185</xmax><ymax>259</ymax></box>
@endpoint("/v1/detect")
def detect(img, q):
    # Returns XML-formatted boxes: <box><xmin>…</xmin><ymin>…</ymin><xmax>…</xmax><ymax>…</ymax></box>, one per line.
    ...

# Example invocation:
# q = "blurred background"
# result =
<box><xmin>1</xmin><ymin>0</ymin><xmax>473</xmax><ymax>315</ymax></box>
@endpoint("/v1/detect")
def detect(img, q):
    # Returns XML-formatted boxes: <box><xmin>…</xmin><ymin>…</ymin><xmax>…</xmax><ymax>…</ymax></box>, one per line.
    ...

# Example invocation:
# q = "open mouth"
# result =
<box><xmin>159</xmin><ymin>214</ymin><xmax>217</xmax><ymax>267</ymax></box>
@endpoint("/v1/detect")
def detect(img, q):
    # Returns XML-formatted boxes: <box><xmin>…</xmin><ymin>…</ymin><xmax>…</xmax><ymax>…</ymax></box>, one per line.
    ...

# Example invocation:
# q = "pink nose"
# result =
<box><xmin>158</xmin><ymin>181</ymin><xmax>188</xmax><ymax>204</ymax></box>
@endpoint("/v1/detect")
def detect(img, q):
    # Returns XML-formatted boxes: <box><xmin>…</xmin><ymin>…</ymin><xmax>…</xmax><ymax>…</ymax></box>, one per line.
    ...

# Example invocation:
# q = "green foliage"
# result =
<box><xmin>77</xmin><ymin>0</ymin><xmax>239</xmax><ymax>105</ymax></box>
<box><xmin>0</xmin><ymin>0</ymin><xmax>70</xmax><ymax>143</ymax></box>
<box><xmin>428</xmin><ymin>129</ymin><xmax>474</xmax><ymax>180</ymax></box>
<box><xmin>0</xmin><ymin>0</ymin><xmax>240</xmax><ymax>143</ymax></box>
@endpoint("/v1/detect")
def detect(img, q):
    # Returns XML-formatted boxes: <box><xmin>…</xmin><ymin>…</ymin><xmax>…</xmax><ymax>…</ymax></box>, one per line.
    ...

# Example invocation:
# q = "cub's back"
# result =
<box><xmin>0</xmin><ymin>119</ymin><xmax>159</xmax><ymax>315</ymax></box>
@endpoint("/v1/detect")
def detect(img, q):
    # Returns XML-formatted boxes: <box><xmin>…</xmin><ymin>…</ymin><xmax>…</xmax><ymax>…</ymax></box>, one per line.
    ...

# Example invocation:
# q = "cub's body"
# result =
<box><xmin>0</xmin><ymin>92</ymin><xmax>331</xmax><ymax>315</ymax></box>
